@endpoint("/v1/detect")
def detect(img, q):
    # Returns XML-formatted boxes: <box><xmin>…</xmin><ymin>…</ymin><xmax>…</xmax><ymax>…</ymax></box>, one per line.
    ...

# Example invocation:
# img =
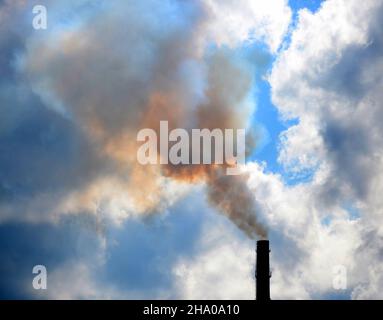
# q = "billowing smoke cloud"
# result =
<box><xmin>0</xmin><ymin>0</ymin><xmax>291</xmax><ymax>237</ymax></box>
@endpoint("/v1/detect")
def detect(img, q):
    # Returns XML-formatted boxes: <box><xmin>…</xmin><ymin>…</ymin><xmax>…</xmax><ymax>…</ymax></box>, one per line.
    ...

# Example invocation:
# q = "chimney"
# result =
<box><xmin>256</xmin><ymin>240</ymin><xmax>270</xmax><ymax>300</ymax></box>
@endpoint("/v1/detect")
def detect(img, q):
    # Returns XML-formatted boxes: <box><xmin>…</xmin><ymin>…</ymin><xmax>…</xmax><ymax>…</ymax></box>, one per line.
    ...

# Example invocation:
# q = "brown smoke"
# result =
<box><xmin>206</xmin><ymin>168</ymin><xmax>267</xmax><ymax>239</ymax></box>
<box><xmin>162</xmin><ymin>163</ymin><xmax>268</xmax><ymax>239</ymax></box>
<box><xmin>23</xmin><ymin>3</ymin><xmax>268</xmax><ymax>239</ymax></box>
<box><xmin>132</xmin><ymin>54</ymin><xmax>268</xmax><ymax>239</ymax></box>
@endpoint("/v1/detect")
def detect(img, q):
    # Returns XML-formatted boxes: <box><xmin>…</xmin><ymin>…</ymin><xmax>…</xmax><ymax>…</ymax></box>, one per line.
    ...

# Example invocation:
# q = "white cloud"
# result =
<box><xmin>245</xmin><ymin>163</ymin><xmax>361</xmax><ymax>298</ymax></box>
<box><xmin>173</xmin><ymin>214</ymin><xmax>255</xmax><ymax>299</ymax></box>
<box><xmin>201</xmin><ymin>0</ymin><xmax>292</xmax><ymax>52</ymax></box>
<box><xmin>267</xmin><ymin>0</ymin><xmax>383</xmax><ymax>298</ymax></box>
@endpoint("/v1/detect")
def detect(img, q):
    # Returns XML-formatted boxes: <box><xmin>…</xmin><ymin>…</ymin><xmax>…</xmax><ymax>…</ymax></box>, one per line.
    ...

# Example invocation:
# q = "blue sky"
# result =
<box><xmin>250</xmin><ymin>0</ymin><xmax>324</xmax><ymax>184</ymax></box>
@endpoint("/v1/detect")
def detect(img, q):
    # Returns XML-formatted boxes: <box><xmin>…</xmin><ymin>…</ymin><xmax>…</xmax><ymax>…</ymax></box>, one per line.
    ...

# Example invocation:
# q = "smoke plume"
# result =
<box><xmin>13</xmin><ymin>0</ymin><xmax>272</xmax><ymax>238</ymax></box>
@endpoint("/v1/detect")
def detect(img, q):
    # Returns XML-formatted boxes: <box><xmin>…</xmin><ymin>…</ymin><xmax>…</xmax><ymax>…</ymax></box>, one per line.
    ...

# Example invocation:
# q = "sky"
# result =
<box><xmin>1</xmin><ymin>0</ymin><xmax>383</xmax><ymax>299</ymax></box>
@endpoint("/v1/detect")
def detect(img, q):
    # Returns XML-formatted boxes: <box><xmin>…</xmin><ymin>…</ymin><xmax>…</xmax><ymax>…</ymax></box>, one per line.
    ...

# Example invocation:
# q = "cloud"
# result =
<box><xmin>173</xmin><ymin>226</ymin><xmax>255</xmax><ymax>299</ymax></box>
<box><xmin>0</xmin><ymin>188</ymin><xmax>218</xmax><ymax>299</ymax></box>
<box><xmin>201</xmin><ymin>0</ymin><xmax>292</xmax><ymax>52</ymax></box>
<box><xmin>267</xmin><ymin>0</ymin><xmax>383</xmax><ymax>298</ymax></box>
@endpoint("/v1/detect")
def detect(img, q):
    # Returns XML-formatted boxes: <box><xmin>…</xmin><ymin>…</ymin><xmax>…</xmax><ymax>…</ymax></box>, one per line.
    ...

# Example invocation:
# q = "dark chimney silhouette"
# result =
<box><xmin>256</xmin><ymin>240</ymin><xmax>270</xmax><ymax>300</ymax></box>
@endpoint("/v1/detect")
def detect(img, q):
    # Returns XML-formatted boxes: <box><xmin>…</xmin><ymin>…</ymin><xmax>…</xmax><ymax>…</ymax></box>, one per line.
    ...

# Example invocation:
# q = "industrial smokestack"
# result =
<box><xmin>256</xmin><ymin>240</ymin><xmax>270</xmax><ymax>300</ymax></box>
